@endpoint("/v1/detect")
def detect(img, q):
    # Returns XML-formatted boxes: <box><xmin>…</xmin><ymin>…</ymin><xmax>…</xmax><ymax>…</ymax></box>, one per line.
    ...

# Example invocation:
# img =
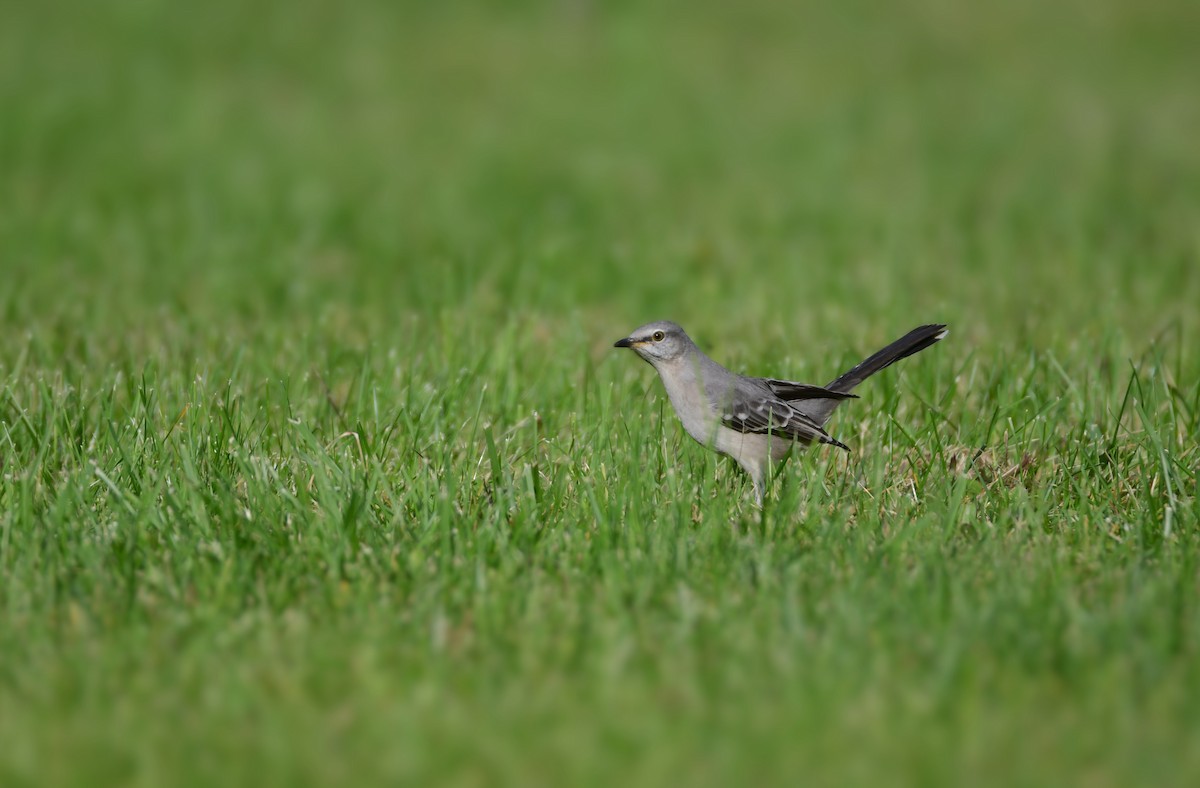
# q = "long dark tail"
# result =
<box><xmin>794</xmin><ymin>324</ymin><xmax>948</xmax><ymax>426</ymax></box>
<box><xmin>826</xmin><ymin>324</ymin><xmax>948</xmax><ymax>393</ymax></box>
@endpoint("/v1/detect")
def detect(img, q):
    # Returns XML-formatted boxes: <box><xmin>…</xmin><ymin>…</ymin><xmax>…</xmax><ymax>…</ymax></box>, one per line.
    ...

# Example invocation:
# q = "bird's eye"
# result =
<box><xmin>652</xmin><ymin>331</ymin><xmax>665</xmax><ymax>342</ymax></box>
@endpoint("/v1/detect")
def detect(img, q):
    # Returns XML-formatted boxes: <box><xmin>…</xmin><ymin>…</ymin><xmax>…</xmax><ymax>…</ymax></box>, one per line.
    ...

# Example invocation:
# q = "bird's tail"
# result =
<box><xmin>826</xmin><ymin>324</ymin><xmax>948</xmax><ymax>394</ymax></box>
<box><xmin>797</xmin><ymin>324</ymin><xmax>948</xmax><ymax>425</ymax></box>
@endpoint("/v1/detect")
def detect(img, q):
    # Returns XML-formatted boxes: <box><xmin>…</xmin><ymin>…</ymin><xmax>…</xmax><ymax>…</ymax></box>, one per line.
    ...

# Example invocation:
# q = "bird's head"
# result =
<box><xmin>613</xmin><ymin>320</ymin><xmax>692</xmax><ymax>365</ymax></box>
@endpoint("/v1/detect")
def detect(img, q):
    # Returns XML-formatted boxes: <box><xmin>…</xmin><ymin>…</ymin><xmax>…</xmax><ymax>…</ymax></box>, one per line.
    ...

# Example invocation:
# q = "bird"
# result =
<box><xmin>613</xmin><ymin>320</ymin><xmax>947</xmax><ymax>502</ymax></box>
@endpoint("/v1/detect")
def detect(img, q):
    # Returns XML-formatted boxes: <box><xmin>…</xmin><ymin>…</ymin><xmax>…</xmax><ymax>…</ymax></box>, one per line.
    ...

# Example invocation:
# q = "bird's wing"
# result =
<box><xmin>719</xmin><ymin>386</ymin><xmax>850</xmax><ymax>451</ymax></box>
<box><xmin>764</xmin><ymin>379</ymin><xmax>859</xmax><ymax>402</ymax></box>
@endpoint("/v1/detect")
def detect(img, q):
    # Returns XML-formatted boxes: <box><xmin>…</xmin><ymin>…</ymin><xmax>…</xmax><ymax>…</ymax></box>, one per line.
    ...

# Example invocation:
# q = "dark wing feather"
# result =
<box><xmin>764</xmin><ymin>379</ymin><xmax>859</xmax><ymax>402</ymax></box>
<box><xmin>719</xmin><ymin>394</ymin><xmax>850</xmax><ymax>451</ymax></box>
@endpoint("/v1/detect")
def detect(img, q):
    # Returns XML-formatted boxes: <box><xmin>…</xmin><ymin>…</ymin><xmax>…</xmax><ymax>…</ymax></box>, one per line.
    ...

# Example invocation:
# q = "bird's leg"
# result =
<box><xmin>749</xmin><ymin>461</ymin><xmax>767</xmax><ymax>506</ymax></box>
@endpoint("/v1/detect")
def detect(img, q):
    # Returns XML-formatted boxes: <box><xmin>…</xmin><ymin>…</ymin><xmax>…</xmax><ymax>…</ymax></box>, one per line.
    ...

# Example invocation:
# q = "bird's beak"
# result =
<box><xmin>614</xmin><ymin>337</ymin><xmax>634</xmax><ymax>348</ymax></box>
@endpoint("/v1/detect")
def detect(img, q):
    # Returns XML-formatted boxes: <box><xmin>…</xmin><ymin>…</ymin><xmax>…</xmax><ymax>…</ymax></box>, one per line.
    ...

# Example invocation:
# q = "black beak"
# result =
<box><xmin>614</xmin><ymin>337</ymin><xmax>634</xmax><ymax>348</ymax></box>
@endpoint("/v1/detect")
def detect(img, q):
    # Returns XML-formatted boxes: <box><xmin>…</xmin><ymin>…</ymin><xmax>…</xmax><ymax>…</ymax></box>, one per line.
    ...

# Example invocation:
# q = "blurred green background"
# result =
<box><xmin>4</xmin><ymin>0</ymin><xmax>1196</xmax><ymax>340</ymax></box>
<box><xmin>1</xmin><ymin>1</ymin><xmax>1198</xmax><ymax>786</ymax></box>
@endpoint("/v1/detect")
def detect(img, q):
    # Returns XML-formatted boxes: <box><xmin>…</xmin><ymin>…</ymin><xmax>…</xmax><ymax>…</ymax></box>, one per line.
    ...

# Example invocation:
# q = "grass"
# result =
<box><xmin>1</xmin><ymin>0</ymin><xmax>1198</xmax><ymax>785</ymax></box>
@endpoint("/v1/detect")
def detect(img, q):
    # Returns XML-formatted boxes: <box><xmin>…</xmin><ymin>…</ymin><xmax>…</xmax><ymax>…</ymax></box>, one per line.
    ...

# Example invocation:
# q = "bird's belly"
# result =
<box><xmin>676</xmin><ymin>408</ymin><xmax>720</xmax><ymax>448</ymax></box>
<box><xmin>713</xmin><ymin>428</ymin><xmax>796</xmax><ymax>464</ymax></box>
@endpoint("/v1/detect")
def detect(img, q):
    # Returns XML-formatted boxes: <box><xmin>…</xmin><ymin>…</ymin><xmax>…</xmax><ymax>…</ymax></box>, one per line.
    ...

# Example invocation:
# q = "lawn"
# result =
<box><xmin>1</xmin><ymin>1</ymin><xmax>1198</xmax><ymax>786</ymax></box>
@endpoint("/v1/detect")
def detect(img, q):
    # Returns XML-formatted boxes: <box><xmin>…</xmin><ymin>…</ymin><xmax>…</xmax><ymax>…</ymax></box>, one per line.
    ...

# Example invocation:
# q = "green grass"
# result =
<box><xmin>2</xmin><ymin>0</ymin><xmax>1199</xmax><ymax>785</ymax></box>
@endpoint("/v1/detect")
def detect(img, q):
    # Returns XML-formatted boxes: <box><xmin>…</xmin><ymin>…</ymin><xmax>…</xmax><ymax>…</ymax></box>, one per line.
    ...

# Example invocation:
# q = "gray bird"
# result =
<box><xmin>614</xmin><ymin>321</ymin><xmax>948</xmax><ymax>502</ymax></box>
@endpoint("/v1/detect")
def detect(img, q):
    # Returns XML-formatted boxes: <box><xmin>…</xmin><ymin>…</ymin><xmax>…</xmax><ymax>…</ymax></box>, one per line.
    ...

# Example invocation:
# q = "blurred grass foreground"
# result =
<box><xmin>1</xmin><ymin>1</ymin><xmax>1199</xmax><ymax>786</ymax></box>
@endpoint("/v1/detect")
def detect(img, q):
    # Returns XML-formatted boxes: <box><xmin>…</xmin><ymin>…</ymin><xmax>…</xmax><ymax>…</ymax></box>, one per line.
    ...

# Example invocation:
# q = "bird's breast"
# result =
<box><xmin>654</xmin><ymin>360</ymin><xmax>721</xmax><ymax>447</ymax></box>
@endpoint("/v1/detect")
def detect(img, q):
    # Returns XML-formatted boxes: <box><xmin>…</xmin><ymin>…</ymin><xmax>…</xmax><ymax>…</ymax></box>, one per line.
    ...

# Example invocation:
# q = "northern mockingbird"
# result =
<box><xmin>614</xmin><ymin>321</ymin><xmax>948</xmax><ymax>502</ymax></box>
